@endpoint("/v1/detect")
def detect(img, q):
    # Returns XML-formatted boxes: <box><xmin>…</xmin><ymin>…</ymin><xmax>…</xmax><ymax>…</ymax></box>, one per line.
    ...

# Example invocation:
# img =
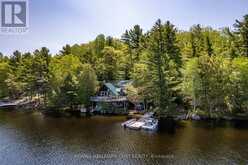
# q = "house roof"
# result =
<box><xmin>104</xmin><ymin>83</ymin><xmax>120</xmax><ymax>96</ymax></box>
<box><xmin>117</xmin><ymin>80</ymin><xmax>133</xmax><ymax>88</ymax></box>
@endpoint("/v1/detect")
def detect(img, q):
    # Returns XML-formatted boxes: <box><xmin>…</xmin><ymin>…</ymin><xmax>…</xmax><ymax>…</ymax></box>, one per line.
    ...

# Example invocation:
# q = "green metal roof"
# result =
<box><xmin>104</xmin><ymin>83</ymin><xmax>120</xmax><ymax>96</ymax></box>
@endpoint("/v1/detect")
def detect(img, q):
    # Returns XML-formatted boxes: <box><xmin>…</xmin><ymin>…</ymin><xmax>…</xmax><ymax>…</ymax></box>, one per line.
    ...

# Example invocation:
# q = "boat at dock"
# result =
<box><xmin>121</xmin><ymin>112</ymin><xmax>158</xmax><ymax>131</ymax></box>
<box><xmin>141</xmin><ymin>118</ymin><xmax>158</xmax><ymax>131</ymax></box>
<box><xmin>121</xmin><ymin>119</ymin><xmax>136</xmax><ymax>127</ymax></box>
<box><xmin>128</xmin><ymin>121</ymin><xmax>145</xmax><ymax>130</ymax></box>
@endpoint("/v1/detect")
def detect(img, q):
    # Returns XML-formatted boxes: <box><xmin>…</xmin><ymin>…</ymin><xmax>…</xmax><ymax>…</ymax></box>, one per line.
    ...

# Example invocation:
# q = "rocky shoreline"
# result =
<box><xmin>163</xmin><ymin>112</ymin><xmax>248</xmax><ymax>121</ymax></box>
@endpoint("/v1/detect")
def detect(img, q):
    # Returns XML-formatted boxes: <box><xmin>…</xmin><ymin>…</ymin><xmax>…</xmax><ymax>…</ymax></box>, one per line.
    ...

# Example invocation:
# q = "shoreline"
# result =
<box><xmin>1</xmin><ymin>99</ymin><xmax>248</xmax><ymax>122</ymax></box>
<box><xmin>2</xmin><ymin>107</ymin><xmax>248</xmax><ymax>122</ymax></box>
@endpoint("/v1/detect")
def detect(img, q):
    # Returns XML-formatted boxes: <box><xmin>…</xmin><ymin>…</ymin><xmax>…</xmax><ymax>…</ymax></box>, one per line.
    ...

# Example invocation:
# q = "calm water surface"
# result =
<box><xmin>0</xmin><ymin>110</ymin><xmax>248</xmax><ymax>165</ymax></box>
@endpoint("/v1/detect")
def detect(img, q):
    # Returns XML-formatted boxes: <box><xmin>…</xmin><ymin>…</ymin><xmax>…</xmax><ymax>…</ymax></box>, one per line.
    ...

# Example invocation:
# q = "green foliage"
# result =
<box><xmin>60</xmin><ymin>44</ymin><xmax>71</xmax><ymax>56</ymax></box>
<box><xmin>122</xmin><ymin>25</ymin><xmax>143</xmax><ymax>61</ymax></box>
<box><xmin>78</xmin><ymin>64</ymin><xmax>97</xmax><ymax>107</ymax></box>
<box><xmin>122</xmin><ymin>25</ymin><xmax>144</xmax><ymax>77</ymax></box>
<box><xmin>1</xmin><ymin>14</ymin><xmax>248</xmax><ymax>116</ymax></box>
<box><xmin>205</xmin><ymin>36</ymin><xmax>213</xmax><ymax>56</ymax></box>
<box><xmin>49</xmin><ymin>55</ymin><xmax>82</xmax><ymax>89</ymax></box>
<box><xmin>58</xmin><ymin>73</ymin><xmax>79</xmax><ymax>109</ymax></box>
<box><xmin>190</xmin><ymin>24</ymin><xmax>205</xmax><ymax>57</ymax></box>
<box><xmin>6</xmin><ymin>50</ymin><xmax>25</xmax><ymax>98</ymax></box>
<box><xmin>130</xmin><ymin>63</ymin><xmax>152</xmax><ymax>102</ymax></box>
<box><xmin>48</xmin><ymin>55</ymin><xmax>82</xmax><ymax>106</ymax></box>
<box><xmin>183</xmin><ymin>55</ymin><xmax>248</xmax><ymax>115</ymax></box>
<box><xmin>0</xmin><ymin>62</ymin><xmax>10</xmax><ymax>98</ymax></box>
<box><xmin>94</xmin><ymin>34</ymin><xmax>105</xmax><ymax>56</ymax></box>
<box><xmin>141</xmin><ymin>19</ymin><xmax>182</xmax><ymax>113</ymax></box>
<box><xmin>234</xmin><ymin>14</ymin><xmax>248</xmax><ymax>57</ymax></box>
<box><xmin>49</xmin><ymin>55</ymin><xmax>97</xmax><ymax>108</ymax></box>
<box><xmin>0</xmin><ymin>52</ymin><xmax>3</xmax><ymax>60</ymax></box>
<box><xmin>101</xmin><ymin>47</ymin><xmax>118</xmax><ymax>81</ymax></box>
<box><xmin>227</xmin><ymin>57</ymin><xmax>248</xmax><ymax>112</ymax></box>
<box><xmin>32</xmin><ymin>47</ymin><xmax>51</xmax><ymax>103</ymax></box>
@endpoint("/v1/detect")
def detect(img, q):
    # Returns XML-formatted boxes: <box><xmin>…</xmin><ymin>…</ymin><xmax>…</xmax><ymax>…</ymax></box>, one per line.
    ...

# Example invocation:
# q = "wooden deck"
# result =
<box><xmin>0</xmin><ymin>98</ymin><xmax>30</xmax><ymax>108</ymax></box>
<box><xmin>90</xmin><ymin>96</ymin><xmax>128</xmax><ymax>102</ymax></box>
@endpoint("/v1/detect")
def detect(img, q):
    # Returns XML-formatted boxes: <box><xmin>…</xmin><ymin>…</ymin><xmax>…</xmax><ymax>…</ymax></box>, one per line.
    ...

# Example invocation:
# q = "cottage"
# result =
<box><xmin>90</xmin><ymin>82</ymin><xmax>129</xmax><ymax>114</ymax></box>
<box><xmin>90</xmin><ymin>80</ymin><xmax>146</xmax><ymax>114</ymax></box>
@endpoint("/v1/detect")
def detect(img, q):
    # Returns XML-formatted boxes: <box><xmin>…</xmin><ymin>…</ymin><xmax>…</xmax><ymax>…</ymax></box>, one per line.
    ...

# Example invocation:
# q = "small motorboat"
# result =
<box><xmin>128</xmin><ymin>121</ymin><xmax>146</xmax><ymax>130</ymax></box>
<box><xmin>141</xmin><ymin>118</ymin><xmax>158</xmax><ymax>131</ymax></box>
<box><xmin>121</xmin><ymin>119</ymin><xmax>136</xmax><ymax>127</ymax></box>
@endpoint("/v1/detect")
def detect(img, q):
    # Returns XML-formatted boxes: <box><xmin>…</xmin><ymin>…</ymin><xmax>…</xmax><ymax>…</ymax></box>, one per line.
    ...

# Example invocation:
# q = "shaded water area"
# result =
<box><xmin>0</xmin><ymin>110</ymin><xmax>248</xmax><ymax>165</ymax></box>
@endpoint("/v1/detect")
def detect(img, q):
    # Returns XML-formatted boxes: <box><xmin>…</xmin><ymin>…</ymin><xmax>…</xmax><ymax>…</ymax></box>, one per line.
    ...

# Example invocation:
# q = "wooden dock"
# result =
<box><xmin>0</xmin><ymin>102</ymin><xmax>17</xmax><ymax>108</ymax></box>
<box><xmin>0</xmin><ymin>98</ymin><xmax>30</xmax><ymax>108</ymax></box>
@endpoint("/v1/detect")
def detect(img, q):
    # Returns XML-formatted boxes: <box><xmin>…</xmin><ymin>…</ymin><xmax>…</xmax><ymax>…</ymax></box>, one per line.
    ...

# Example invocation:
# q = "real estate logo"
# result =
<box><xmin>0</xmin><ymin>0</ymin><xmax>29</xmax><ymax>34</ymax></box>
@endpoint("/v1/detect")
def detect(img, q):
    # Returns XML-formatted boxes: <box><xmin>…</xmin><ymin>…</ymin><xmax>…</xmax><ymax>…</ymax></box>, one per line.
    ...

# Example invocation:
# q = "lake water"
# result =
<box><xmin>0</xmin><ymin>110</ymin><xmax>248</xmax><ymax>165</ymax></box>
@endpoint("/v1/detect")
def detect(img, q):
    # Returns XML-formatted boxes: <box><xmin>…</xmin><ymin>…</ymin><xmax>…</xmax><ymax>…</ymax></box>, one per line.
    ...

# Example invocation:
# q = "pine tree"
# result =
<box><xmin>102</xmin><ymin>47</ymin><xmax>118</xmax><ymax>81</ymax></box>
<box><xmin>190</xmin><ymin>24</ymin><xmax>205</xmax><ymax>57</ymax></box>
<box><xmin>147</xmin><ymin>19</ymin><xmax>182</xmax><ymax>114</ymax></box>
<box><xmin>78</xmin><ymin>64</ymin><xmax>97</xmax><ymax>108</ymax></box>
<box><xmin>0</xmin><ymin>62</ymin><xmax>10</xmax><ymax>98</ymax></box>
<box><xmin>121</xmin><ymin>25</ymin><xmax>143</xmax><ymax>77</ymax></box>
<box><xmin>206</xmin><ymin>36</ymin><xmax>214</xmax><ymax>56</ymax></box>
<box><xmin>6</xmin><ymin>50</ymin><xmax>24</xmax><ymax>98</ymax></box>
<box><xmin>32</xmin><ymin>47</ymin><xmax>51</xmax><ymax>105</ymax></box>
<box><xmin>0</xmin><ymin>52</ymin><xmax>3</xmax><ymax>61</ymax></box>
<box><xmin>105</xmin><ymin>36</ymin><xmax>114</xmax><ymax>47</ymax></box>
<box><xmin>234</xmin><ymin>14</ymin><xmax>248</xmax><ymax>57</ymax></box>
<box><xmin>60</xmin><ymin>44</ymin><xmax>72</xmax><ymax>56</ymax></box>
<box><xmin>94</xmin><ymin>34</ymin><xmax>105</xmax><ymax>57</ymax></box>
<box><xmin>59</xmin><ymin>73</ymin><xmax>79</xmax><ymax>110</ymax></box>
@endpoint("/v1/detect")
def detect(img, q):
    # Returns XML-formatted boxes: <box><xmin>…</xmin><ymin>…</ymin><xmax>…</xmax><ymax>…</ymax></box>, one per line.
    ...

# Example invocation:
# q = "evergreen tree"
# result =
<box><xmin>78</xmin><ymin>64</ymin><xmax>97</xmax><ymax>108</ymax></box>
<box><xmin>60</xmin><ymin>44</ymin><xmax>72</xmax><ymax>56</ymax></box>
<box><xmin>102</xmin><ymin>47</ymin><xmax>118</xmax><ymax>81</ymax></box>
<box><xmin>49</xmin><ymin>54</ymin><xmax>83</xmax><ymax>96</ymax></box>
<box><xmin>94</xmin><ymin>34</ymin><xmax>105</xmax><ymax>56</ymax></box>
<box><xmin>0</xmin><ymin>52</ymin><xmax>3</xmax><ymax>61</ymax></box>
<box><xmin>105</xmin><ymin>36</ymin><xmax>114</xmax><ymax>47</ymax></box>
<box><xmin>9</xmin><ymin>50</ymin><xmax>22</xmax><ymax>70</ymax></box>
<box><xmin>0</xmin><ymin>62</ymin><xmax>10</xmax><ymax>98</ymax></box>
<box><xmin>1</xmin><ymin>16</ymin><xmax>248</xmax><ymax>115</ymax></box>
<box><xmin>121</xmin><ymin>25</ymin><xmax>143</xmax><ymax>76</ymax></box>
<box><xmin>146</xmin><ymin>19</ymin><xmax>181</xmax><ymax>114</ymax></box>
<box><xmin>221</xmin><ymin>27</ymin><xmax>239</xmax><ymax>58</ymax></box>
<box><xmin>205</xmin><ymin>36</ymin><xmax>214</xmax><ymax>56</ymax></box>
<box><xmin>59</xmin><ymin>73</ymin><xmax>79</xmax><ymax>110</ymax></box>
<box><xmin>32</xmin><ymin>47</ymin><xmax>51</xmax><ymax>105</ymax></box>
<box><xmin>6</xmin><ymin>50</ymin><xmax>24</xmax><ymax>98</ymax></box>
<box><xmin>234</xmin><ymin>14</ymin><xmax>248</xmax><ymax>57</ymax></box>
<box><xmin>190</xmin><ymin>24</ymin><xmax>205</xmax><ymax>57</ymax></box>
<box><xmin>163</xmin><ymin>21</ymin><xmax>182</xmax><ymax>66</ymax></box>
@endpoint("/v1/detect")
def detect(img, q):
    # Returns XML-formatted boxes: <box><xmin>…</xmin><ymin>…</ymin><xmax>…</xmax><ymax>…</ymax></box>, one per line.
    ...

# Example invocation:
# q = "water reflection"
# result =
<box><xmin>0</xmin><ymin>111</ymin><xmax>247</xmax><ymax>165</ymax></box>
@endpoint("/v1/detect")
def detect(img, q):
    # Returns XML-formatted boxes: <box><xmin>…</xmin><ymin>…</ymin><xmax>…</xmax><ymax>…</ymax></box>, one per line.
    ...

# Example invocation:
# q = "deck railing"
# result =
<box><xmin>90</xmin><ymin>96</ymin><xmax>128</xmax><ymax>102</ymax></box>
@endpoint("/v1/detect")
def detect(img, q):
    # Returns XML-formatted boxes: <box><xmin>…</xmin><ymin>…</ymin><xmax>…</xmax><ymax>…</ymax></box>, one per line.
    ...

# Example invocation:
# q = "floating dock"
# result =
<box><xmin>122</xmin><ymin>112</ymin><xmax>158</xmax><ymax>131</ymax></box>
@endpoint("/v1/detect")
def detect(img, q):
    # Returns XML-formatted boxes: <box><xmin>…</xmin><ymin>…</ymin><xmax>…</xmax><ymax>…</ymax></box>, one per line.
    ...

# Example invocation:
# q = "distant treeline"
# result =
<box><xmin>0</xmin><ymin>15</ymin><xmax>248</xmax><ymax>116</ymax></box>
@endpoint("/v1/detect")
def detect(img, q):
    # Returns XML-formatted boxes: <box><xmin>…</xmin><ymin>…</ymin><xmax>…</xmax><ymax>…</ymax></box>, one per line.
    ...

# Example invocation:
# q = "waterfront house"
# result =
<box><xmin>90</xmin><ymin>80</ymin><xmax>145</xmax><ymax>113</ymax></box>
<box><xmin>90</xmin><ymin>82</ymin><xmax>129</xmax><ymax>114</ymax></box>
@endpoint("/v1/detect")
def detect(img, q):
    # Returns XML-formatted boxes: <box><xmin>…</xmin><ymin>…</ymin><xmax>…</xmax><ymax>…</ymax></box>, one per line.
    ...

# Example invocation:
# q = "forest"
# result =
<box><xmin>0</xmin><ymin>14</ymin><xmax>248</xmax><ymax>118</ymax></box>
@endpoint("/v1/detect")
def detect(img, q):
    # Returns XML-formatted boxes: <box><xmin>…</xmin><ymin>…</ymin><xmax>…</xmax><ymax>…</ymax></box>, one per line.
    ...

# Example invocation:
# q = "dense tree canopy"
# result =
<box><xmin>234</xmin><ymin>14</ymin><xmax>248</xmax><ymax>57</ymax></box>
<box><xmin>1</xmin><ymin>14</ymin><xmax>248</xmax><ymax>115</ymax></box>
